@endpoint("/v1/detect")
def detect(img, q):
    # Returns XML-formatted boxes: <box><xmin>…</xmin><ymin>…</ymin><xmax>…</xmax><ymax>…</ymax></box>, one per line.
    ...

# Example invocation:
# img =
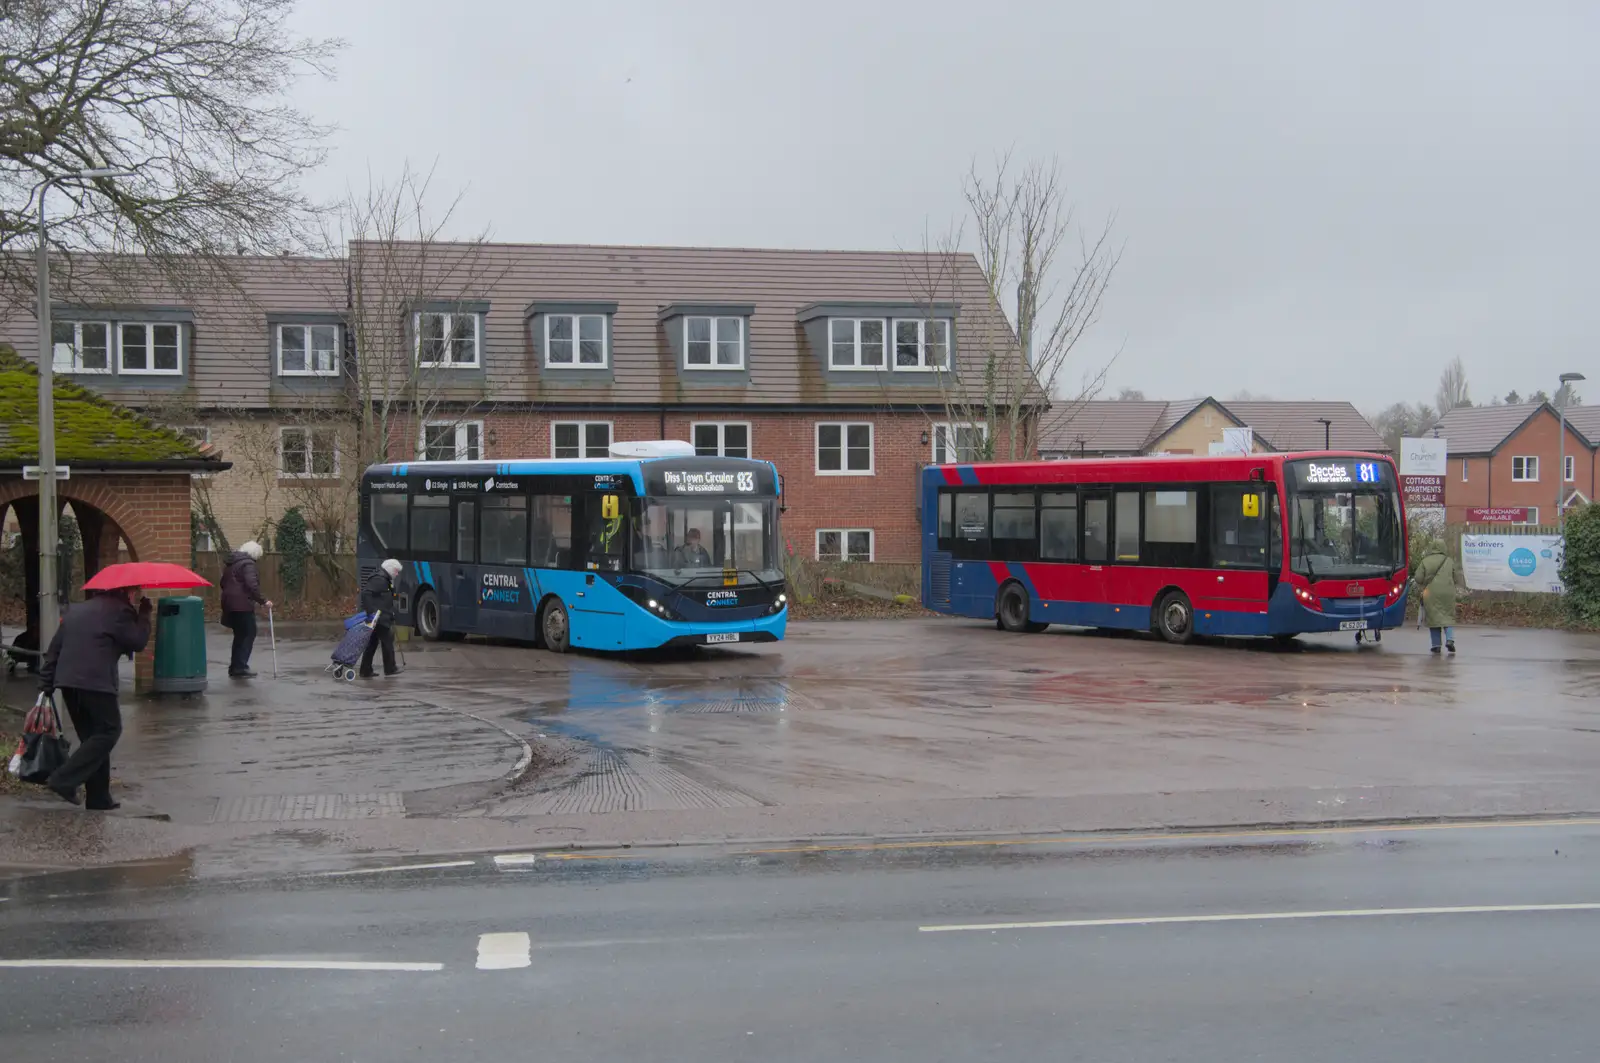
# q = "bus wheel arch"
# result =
<box><xmin>538</xmin><ymin>595</ymin><xmax>571</xmax><ymax>653</ymax></box>
<box><xmin>996</xmin><ymin>580</ymin><xmax>1048</xmax><ymax>633</ymax></box>
<box><xmin>414</xmin><ymin>587</ymin><xmax>443</xmax><ymax>642</ymax></box>
<box><xmin>1153</xmin><ymin>588</ymin><xmax>1195</xmax><ymax>644</ymax></box>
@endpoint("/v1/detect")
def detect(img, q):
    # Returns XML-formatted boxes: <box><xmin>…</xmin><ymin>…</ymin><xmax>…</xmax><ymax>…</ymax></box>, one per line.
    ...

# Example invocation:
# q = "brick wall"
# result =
<box><xmin>1443</xmin><ymin>410</ymin><xmax>1595</xmax><ymax>524</ymax></box>
<box><xmin>0</xmin><ymin>473</ymin><xmax>193</xmax><ymax>692</ymax></box>
<box><xmin>187</xmin><ymin>408</ymin><xmax>1026</xmax><ymax>564</ymax></box>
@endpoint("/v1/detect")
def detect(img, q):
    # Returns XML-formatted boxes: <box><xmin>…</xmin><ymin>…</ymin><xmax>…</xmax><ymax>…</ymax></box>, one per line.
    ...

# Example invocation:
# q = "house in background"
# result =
<box><xmin>1433</xmin><ymin>402</ymin><xmax>1596</xmax><ymax>525</ymax></box>
<box><xmin>1037</xmin><ymin>397</ymin><xmax>1385</xmax><ymax>459</ymax></box>
<box><xmin>0</xmin><ymin>242</ymin><xmax>1037</xmax><ymax>565</ymax></box>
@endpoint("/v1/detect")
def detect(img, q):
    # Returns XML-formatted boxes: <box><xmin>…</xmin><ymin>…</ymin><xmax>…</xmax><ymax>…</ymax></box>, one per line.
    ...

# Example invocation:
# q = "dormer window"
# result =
<box><xmin>545</xmin><ymin>313</ymin><xmax>608</xmax><ymax>368</ymax></box>
<box><xmin>893</xmin><ymin>318</ymin><xmax>950</xmax><ymax>370</ymax></box>
<box><xmin>829</xmin><ymin>318</ymin><xmax>886</xmax><ymax>370</ymax></box>
<box><xmin>278</xmin><ymin>323</ymin><xmax>341</xmax><ymax>376</ymax></box>
<box><xmin>52</xmin><ymin>321</ymin><xmax>111</xmax><ymax>373</ymax></box>
<box><xmin>415</xmin><ymin>311</ymin><xmax>479</xmax><ymax>368</ymax></box>
<box><xmin>684</xmin><ymin>316</ymin><xmax>743</xmax><ymax>369</ymax></box>
<box><xmin>119</xmin><ymin>322</ymin><xmax>183</xmax><ymax>375</ymax></box>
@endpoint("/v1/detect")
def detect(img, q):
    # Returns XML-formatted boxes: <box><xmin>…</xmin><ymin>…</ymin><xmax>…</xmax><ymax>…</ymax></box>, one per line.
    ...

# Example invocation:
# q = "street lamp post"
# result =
<box><xmin>1315</xmin><ymin>417</ymin><xmax>1332</xmax><ymax>450</ymax></box>
<box><xmin>35</xmin><ymin>168</ymin><xmax>132</xmax><ymax>650</ymax></box>
<box><xmin>1557</xmin><ymin>371</ymin><xmax>1586</xmax><ymax>537</ymax></box>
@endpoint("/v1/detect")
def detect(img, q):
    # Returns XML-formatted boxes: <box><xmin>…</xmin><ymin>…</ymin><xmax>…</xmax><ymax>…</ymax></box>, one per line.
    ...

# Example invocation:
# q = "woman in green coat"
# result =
<box><xmin>1413</xmin><ymin>543</ymin><xmax>1458</xmax><ymax>655</ymax></box>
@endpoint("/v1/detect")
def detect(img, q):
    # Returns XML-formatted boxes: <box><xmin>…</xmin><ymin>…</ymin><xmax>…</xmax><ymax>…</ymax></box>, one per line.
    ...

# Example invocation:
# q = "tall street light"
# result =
<box><xmin>36</xmin><ymin>168</ymin><xmax>133</xmax><ymax>649</ymax></box>
<box><xmin>1557</xmin><ymin>371</ymin><xmax>1586</xmax><ymax>537</ymax></box>
<box><xmin>1315</xmin><ymin>417</ymin><xmax>1332</xmax><ymax>450</ymax></box>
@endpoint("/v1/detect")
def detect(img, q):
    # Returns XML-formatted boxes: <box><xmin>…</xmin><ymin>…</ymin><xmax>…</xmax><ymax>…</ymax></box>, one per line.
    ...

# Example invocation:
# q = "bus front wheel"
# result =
<box><xmin>415</xmin><ymin>590</ymin><xmax>443</xmax><ymax>642</ymax></box>
<box><xmin>1155</xmin><ymin>590</ymin><xmax>1195</xmax><ymax>645</ymax></box>
<box><xmin>541</xmin><ymin>599</ymin><xmax>571</xmax><ymax>654</ymax></box>
<box><xmin>997</xmin><ymin>582</ymin><xmax>1048</xmax><ymax>634</ymax></box>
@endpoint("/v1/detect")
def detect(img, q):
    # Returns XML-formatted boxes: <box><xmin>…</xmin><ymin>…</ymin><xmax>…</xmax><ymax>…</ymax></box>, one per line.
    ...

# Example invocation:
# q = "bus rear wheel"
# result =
<box><xmin>997</xmin><ymin>582</ymin><xmax>1048</xmax><ymax>633</ymax></box>
<box><xmin>415</xmin><ymin>590</ymin><xmax>443</xmax><ymax>642</ymax></box>
<box><xmin>541</xmin><ymin>599</ymin><xmax>571</xmax><ymax>653</ymax></box>
<box><xmin>1155</xmin><ymin>590</ymin><xmax>1195</xmax><ymax>645</ymax></box>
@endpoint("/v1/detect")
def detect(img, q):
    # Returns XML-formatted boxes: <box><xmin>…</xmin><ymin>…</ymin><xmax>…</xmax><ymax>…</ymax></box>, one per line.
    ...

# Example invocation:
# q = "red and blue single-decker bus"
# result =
<box><xmin>921</xmin><ymin>451</ymin><xmax>1409</xmax><ymax>643</ymax></box>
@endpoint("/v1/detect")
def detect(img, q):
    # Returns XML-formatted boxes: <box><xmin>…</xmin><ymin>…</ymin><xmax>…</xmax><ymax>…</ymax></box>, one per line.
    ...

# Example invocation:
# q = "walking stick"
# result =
<box><xmin>268</xmin><ymin>603</ymin><xmax>279</xmax><ymax>678</ymax></box>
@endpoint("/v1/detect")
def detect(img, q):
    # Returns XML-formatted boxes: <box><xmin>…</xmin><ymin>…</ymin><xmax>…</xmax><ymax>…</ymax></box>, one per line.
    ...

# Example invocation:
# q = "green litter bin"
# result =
<box><xmin>152</xmin><ymin>595</ymin><xmax>207</xmax><ymax>694</ymax></box>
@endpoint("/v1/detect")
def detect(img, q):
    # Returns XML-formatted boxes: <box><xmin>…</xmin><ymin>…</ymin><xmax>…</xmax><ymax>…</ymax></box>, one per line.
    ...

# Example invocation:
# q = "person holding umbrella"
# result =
<box><xmin>38</xmin><ymin>585</ymin><xmax>152</xmax><ymax>809</ymax></box>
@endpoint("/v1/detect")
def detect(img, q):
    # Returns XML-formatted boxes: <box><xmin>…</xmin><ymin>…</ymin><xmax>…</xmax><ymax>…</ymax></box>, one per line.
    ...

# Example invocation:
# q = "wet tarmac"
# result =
<box><xmin>2</xmin><ymin>618</ymin><xmax>1598</xmax><ymax>878</ymax></box>
<box><xmin>1</xmin><ymin>818</ymin><xmax>1598</xmax><ymax>1061</ymax></box>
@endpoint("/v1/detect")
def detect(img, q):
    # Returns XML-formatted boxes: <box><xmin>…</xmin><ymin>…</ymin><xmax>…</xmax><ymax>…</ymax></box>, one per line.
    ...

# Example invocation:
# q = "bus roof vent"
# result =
<box><xmin>608</xmin><ymin>440</ymin><xmax>697</xmax><ymax>459</ymax></box>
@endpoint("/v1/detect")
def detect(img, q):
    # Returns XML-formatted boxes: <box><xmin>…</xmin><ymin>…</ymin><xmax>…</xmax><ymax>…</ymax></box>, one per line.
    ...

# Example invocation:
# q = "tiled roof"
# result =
<box><xmin>1038</xmin><ymin>400</ymin><xmax>1170</xmax><ymax>454</ymax></box>
<box><xmin>1039</xmin><ymin>397</ymin><xmax>1385</xmax><ymax>455</ymax></box>
<box><xmin>1222</xmin><ymin>400</ymin><xmax>1386</xmax><ymax>452</ymax></box>
<box><xmin>1558</xmin><ymin>405</ymin><xmax>1600</xmax><ymax>447</ymax></box>
<box><xmin>1433</xmin><ymin>403</ymin><xmax>1546</xmax><ymax>454</ymax></box>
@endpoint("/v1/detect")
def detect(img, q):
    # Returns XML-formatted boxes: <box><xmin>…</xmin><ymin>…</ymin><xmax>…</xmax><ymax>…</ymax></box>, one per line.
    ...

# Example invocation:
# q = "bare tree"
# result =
<box><xmin>1554</xmin><ymin>380</ymin><xmax>1583</xmax><ymax>410</ymax></box>
<box><xmin>910</xmin><ymin>153</ymin><xmax>1119</xmax><ymax>462</ymax></box>
<box><xmin>1368</xmin><ymin>401</ymin><xmax>1438</xmax><ymax>453</ymax></box>
<box><xmin>268</xmin><ymin>164</ymin><xmax>508</xmax><ymax>571</ymax></box>
<box><xmin>0</xmin><ymin>0</ymin><xmax>341</xmax><ymax>302</ymax></box>
<box><xmin>1115</xmin><ymin>387</ymin><xmax>1146</xmax><ymax>401</ymax></box>
<box><xmin>1435</xmin><ymin>357</ymin><xmax>1472</xmax><ymax>416</ymax></box>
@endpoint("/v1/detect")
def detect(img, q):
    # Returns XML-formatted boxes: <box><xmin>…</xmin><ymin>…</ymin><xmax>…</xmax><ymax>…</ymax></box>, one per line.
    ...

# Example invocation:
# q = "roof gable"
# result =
<box><xmin>1431</xmin><ymin>402</ymin><xmax>1587</xmax><ymax>454</ymax></box>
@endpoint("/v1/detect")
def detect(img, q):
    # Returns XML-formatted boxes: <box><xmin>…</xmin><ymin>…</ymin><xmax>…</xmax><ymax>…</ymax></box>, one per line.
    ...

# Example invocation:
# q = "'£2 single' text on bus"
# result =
<box><xmin>921</xmin><ymin>451</ymin><xmax>1408</xmax><ymax>643</ymax></box>
<box><xmin>358</xmin><ymin>442</ymin><xmax>788</xmax><ymax>651</ymax></box>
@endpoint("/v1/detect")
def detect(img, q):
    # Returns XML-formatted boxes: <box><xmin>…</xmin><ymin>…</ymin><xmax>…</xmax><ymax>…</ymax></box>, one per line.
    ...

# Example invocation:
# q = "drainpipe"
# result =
<box><xmin>658</xmin><ymin>406</ymin><xmax>667</xmax><ymax>439</ymax></box>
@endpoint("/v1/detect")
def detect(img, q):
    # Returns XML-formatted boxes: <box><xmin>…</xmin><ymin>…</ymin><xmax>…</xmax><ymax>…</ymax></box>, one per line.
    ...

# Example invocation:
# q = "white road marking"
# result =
<box><xmin>0</xmin><ymin>958</ymin><xmax>442</xmax><ymax>971</ymax></box>
<box><xmin>321</xmin><ymin>860</ymin><xmax>477</xmax><ymax>877</ymax></box>
<box><xmin>919</xmin><ymin>902</ymin><xmax>1600</xmax><ymax>933</ymax></box>
<box><xmin>476</xmin><ymin>932</ymin><xmax>532</xmax><ymax>970</ymax></box>
<box><xmin>493</xmin><ymin>853</ymin><xmax>538</xmax><ymax>869</ymax></box>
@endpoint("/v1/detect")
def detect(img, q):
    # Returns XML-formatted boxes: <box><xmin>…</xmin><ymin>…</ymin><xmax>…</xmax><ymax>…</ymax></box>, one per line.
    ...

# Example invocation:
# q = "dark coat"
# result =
<box><xmin>360</xmin><ymin>569</ymin><xmax>395</xmax><ymax>625</ymax></box>
<box><xmin>40</xmin><ymin>593</ymin><xmax>151</xmax><ymax>694</ymax></box>
<box><xmin>219</xmin><ymin>551</ymin><xmax>265</xmax><ymax>614</ymax></box>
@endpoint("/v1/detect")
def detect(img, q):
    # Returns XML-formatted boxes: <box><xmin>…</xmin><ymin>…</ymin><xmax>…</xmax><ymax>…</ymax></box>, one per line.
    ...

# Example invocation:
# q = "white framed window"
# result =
<box><xmin>932</xmin><ymin>422</ymin><xmax>988</xmax><ymax>464</ymax></box>
<box><xmin>51</xmin><ymin>321</ymin><xmax>111</xmax><ymax>373</ymax></box>
<box><xmin>1461</xmin><ymin>458</ymin><xmax>1469</xmax><ymax>482</ymax></box>
<box><xmin>816</xmin><ymin>422</ymin><xmax>873</xmax><ymax>475</ymax></box>
<box><xmin>816</xmin><ymin>528</ymin><xmax>874</xmax><ymax>562</ymax></box>
<box><xmin>892</xmin><ymin>318</ymin><xmax>951</xmax><ymax>370</ymax></box>
<box><xmin>278</xmin><ymin>426</ymin><xmax>339</xmax><ymax>478</ymax></box>
<box><xmin>544</xmin><ymin>314</ymin><xmax>608</xmax><ymax>368</ymax></box>
<box><xmin>692</xmin><ymin>422</ymin><xmax>751</xmax><ymax>458</ymax></box>
<box><xmin>422</xmin><ymin>420</ymin><xmax>483</xmax><ymax>461</ymax></box>
<box><xmin>552</xmin><ymin>421</ymin><xmax>612</xmax><ymax>459</ymax></box>
<box><xmin>193</xmin><ymin>529</ymin><xmax>215</xmax><ymax>552</ymax></box>
<box><xmin>685</xmin><ymin>316</ymin><xmax>744</xmax><ymax>369</ymax></box>
<box><xmin>828</xmin><ymin>318</ymin><xmax>886</xmax><ymax>370</ymax></box>
<box><xmin>1522</xmin><ymin>507</ymin><xmax>1540</xmax><ymax>525</ymax></box>
<box><xmin>1511</xmin><ymin>456</ymin><xmax>1539</xmax><ymax>482</ymax></box>
<box><xmin>278</xmin><ymin>323</ymin><xmax>341</xmax><ymax>376</ymax></box>
<box><xmin>119</xmin><ymin>322</ymin><xmax>182</xmax><ymax>375</ymax></box>
<box><xmin>1565</xmin><ymin>455</ymin><xmax>1576</xmax><ymax>482</ymax></box>
<box><xmin>415</xmin><ymin>312</ymin><xmax>479</xmax><ymax>368</ymax></box>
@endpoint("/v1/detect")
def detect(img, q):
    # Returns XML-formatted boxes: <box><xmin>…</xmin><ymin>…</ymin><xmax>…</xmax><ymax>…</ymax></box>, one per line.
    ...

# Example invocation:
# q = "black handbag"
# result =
<box><xmin>15</xmin><ymin>693</ymin><xmax>70</xmax><ymax>785</ymax></box>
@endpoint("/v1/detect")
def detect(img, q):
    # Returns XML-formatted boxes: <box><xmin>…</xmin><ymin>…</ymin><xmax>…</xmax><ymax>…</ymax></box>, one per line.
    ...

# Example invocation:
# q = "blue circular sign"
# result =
<box><xmin>1507</xmin><ymin>548</ymin><xmax>1538</xmax><ymax>578</ymax></box>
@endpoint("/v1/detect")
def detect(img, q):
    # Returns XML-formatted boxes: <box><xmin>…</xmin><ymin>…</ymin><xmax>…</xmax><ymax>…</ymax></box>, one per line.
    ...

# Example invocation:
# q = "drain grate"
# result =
<box><xmin>495</xmin><ymin>749</ymin><xmax>762</xmax><ymax>815</ymax></box>
<box><xmin>210</xmin><ymin>793</ymin><xmax>405</xmax><ymax>823</ymax></box>
<box><xmin>676</xmin><ymin>699</ymin><xmax>788</xmax><ymax>714</ymax></box>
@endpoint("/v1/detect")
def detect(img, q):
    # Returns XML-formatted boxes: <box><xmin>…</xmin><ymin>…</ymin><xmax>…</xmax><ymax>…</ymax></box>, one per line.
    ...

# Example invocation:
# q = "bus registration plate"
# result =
<box><xmin>1338</xmin><ymin>620</ymin><xmax>1368</xmax><ymax>631</ymax></box>
<box><xmin>705</xmin><ymin>632</ymin><xmax>741</xmax><ymax>644</ymax></box>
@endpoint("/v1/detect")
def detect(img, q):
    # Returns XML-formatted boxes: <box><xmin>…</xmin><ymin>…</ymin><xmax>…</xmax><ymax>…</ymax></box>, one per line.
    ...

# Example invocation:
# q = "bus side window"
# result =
<box><xmin>481</xmin><ymin>495</ymin><xmax>528</xmax><ymax>566</ymax></box>
<box><xmin>991</xmin><ymin>492</ymin><xmax>1037</xmax><ymax>562</ymax></box>
<box><xmin>936</xmin><ymin>491</ymin><xmax>954</xmax><ymax>545</ymax></box>
<box><xmin>455</xmin><ymin>501</ymin><xmax>476</xmax><ymax>564</ymax></box>
<box><xmin>531</xmin><ymin>494</ymin><xmax>573</xmax><ymax>568</ymax></box>
<box><xmin>1040</xmin><ymin>491</ymin><xmax>1078</xmax><ymax>561</ymax></box>
<box><xmin>951</xmin><ymin>492</ymin><xmax>989</xmax><ymax>560</ymax></box>
<box><xmin>411</xmin><ymin>495</ymin><xmax>450</xmax><ymax>555</ymax></box>
<box><xmin>370</xmin><ymin>492</ymin><xmax>408</xmax><ymax>551</ymax></box>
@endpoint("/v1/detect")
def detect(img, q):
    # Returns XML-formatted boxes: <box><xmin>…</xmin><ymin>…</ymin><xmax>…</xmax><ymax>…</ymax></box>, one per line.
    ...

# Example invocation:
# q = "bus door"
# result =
<box><xmin>450</xmin><ymin>497</ymin><xmax>478</xmax><ymax>632</ymax></box>
<box><xmin>568</xmin><ymin>492</ymin><xmax>626</xmax><ymax>650</ymax></box>
<box><xmin>1206</xmin><ymin>483</ymin><xmax>1271</xmax><ymax>611</ymax></box>
<box><xmin>1079</xmin><ymin>488</ymin><xmax>1113</xmax><ymax>619</ymax></box>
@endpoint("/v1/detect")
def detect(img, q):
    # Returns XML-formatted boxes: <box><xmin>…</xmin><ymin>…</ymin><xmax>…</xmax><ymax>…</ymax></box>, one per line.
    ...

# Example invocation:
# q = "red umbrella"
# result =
<box><xmin>82</xmin><ymin>561</ymin><xmax>211</xmax><ymax>592</ymax></box>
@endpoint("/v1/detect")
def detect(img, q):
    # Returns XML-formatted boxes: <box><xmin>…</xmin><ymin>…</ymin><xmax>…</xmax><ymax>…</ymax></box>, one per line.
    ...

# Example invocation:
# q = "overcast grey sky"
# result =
<box><xmin>289</xmin><ymin>0</ymin><xmax>1596</xmax><ymax>411</ymax></box>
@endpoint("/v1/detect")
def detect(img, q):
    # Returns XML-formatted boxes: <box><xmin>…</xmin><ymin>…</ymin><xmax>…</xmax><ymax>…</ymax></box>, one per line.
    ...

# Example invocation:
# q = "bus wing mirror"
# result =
<box><xmin>1242</xmin><ymin>494</ymin><xmax>1261</xmax><ymax>518</ymax></box>
<box><xmin>601</xmin><ymin>495</ymin><xmax>620</xmax><ymax>519</ymax></box>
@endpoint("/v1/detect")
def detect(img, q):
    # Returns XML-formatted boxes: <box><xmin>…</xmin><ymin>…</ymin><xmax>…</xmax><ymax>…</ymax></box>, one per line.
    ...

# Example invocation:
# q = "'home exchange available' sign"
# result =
<box><xmin>1400</xmin><ymin>437</ymin><xmax>1447</xmax><ymax>509</ymax></box>
<box><xmin>1461</xmin><ymin>533</ymin><xmax>1564</xmax><ymax>594</ymax></box>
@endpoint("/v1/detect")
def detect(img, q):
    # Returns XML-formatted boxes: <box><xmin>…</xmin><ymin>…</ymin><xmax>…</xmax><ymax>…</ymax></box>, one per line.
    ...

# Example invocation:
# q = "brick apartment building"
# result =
<box><xmin>1433</xmin><ymin>402</ymin><xmax>1597</xmax><ymax>525</ymax></box>
<box><xmin>1038</xmin><ymin>396</ymin><xmax>1385</xmax><ymax>458</ymax></box>
<box><xmin>0</xmin><ymin>243</ymin><xmax>1033</xmax><ymax>564</ymax></box>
